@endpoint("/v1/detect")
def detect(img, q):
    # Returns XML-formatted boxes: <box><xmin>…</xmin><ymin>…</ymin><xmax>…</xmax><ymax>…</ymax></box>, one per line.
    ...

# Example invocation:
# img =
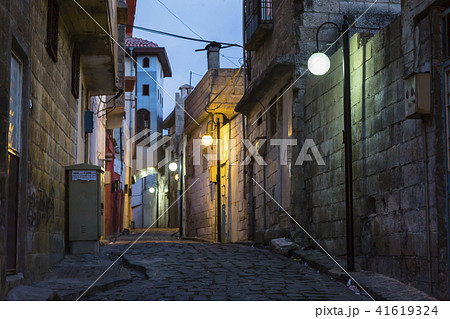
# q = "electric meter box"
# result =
<box><xmin>404</xmin><ymin>72</ymin><xmax>431</xmax><ymax>119</ymax></box>
<box><xmin>66</xmin><ymin>164</ymin><xmax>104</xmax><ymax>253</ymax></box>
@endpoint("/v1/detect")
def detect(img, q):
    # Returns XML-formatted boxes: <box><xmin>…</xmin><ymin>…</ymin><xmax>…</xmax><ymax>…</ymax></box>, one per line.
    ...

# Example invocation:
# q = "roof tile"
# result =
<box><xmin>125</xmin><ymin>37</ymin><xmax>159</xmax><ymax>48</ymax></box>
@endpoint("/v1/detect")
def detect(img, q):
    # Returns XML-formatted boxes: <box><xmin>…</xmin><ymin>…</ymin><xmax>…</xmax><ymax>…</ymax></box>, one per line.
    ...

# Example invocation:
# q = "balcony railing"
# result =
<box><xmin>244</xmin><ymin>0</ymin><xmax>273</xmax><ymax>50</ymax></box>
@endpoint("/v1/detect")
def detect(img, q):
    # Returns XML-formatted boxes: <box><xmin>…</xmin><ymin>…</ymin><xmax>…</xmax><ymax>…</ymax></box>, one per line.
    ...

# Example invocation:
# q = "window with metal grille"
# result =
<box><xmin>244</xmin><ymin>0</ymin><xmax>273</xmax><ymax>47</ymax></box>
<box><xmin>46</xmin><ymin>0</ymin><xmax>59</xmax><ymax>62</ymax></box>
<box><xmin>143</xmin><ymin>84</ymin><xmax>149</xmax><ymax>96</ymax></box>
<box><xmin>71</xmin><ymin>47</ymin><xmax>80</xmax><ymax>98</ymax></box>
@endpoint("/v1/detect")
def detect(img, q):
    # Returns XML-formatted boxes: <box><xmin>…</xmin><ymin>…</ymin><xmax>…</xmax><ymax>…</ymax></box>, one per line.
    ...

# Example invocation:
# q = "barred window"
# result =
<box><xmin>46</xmin><ymin>0</ymin><xmax>59</xmax><ymax>62</ymax></box>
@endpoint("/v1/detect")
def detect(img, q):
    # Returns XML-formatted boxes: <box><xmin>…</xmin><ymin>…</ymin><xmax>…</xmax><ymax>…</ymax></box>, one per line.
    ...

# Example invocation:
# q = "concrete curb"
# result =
<box><xmin>290</xmin><ymin>248</ymin><xmax>436</xmax><ymax>301</ymax></box>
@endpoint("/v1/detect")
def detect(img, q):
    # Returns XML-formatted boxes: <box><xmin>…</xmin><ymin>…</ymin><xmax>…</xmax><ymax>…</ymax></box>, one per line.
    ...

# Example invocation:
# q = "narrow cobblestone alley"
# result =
<box><xmin>82</xmin><ymin>230</ymin><xmax>368</xmax><ymax>301</ymax></box>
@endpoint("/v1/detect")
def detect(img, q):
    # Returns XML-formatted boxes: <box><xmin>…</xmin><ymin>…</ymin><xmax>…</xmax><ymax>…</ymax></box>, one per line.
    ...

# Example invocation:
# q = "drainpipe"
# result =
<box><xmin>342</xmin><ymin>16</ymin><xmax>355</xmax><ymax>271</ymax></box>
<box><xmin>179</xmin><ymin>155</ymin><xmax>184</xmax><ymax>237</ymax></box>
<box><xmin>263</xmin><ymin>159</ymin><xmax>267</xmax><ymax>231</ymax></box>
<box><xmin>422</xmin><ymin>120</ymin><xmax>433</xmax><ymax>295</ymax></box>
<box><xmin>242</xmin><ymin>0</ymin><xmax>247</xmax><ymax>92</ymax></box>
<box><xmin>141</xmin><ymin>177</ymin><xmax>144</xmax><ymax>228</ymax></box>
<box><xmin>156</xmin><ymin>179</ymin><xmax>160</xmax><ymax>228</ymax></box>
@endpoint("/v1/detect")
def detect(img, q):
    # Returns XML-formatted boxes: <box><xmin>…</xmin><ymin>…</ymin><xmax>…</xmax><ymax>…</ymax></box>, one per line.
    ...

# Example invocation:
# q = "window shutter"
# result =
<box><xmin>46</xmin><ymin>0</ymin><xmax>59</xmax><ymax>62</ymax></box>
<box><xmin>71</xmin><ymin>47</ymin><xmax>80</xmax><ymax>98</ymax></box>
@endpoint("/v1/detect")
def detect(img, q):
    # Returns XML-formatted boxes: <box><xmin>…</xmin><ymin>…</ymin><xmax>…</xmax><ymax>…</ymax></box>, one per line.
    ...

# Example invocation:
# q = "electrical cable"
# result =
<box><xmin>95</xmin><ymin>86</ymin><xmax>124</xmax><ymax>118</ymax></box>
<box><xmin>133</xmin><ymin>2</ymin><xmax>243</xmax><ymax>68</ymax></box>
<box><xmin>127</xmin><ymin>25</ymin><xmax>242</xmax><ymax>48</ymax></box>
<box><xmin>191</xmin><ymin>71</ymin><xmax>204</xmax><ymax>77</ymax></box>
<box><xmin>155</xmin><ymin>0</ymin><xmax>203</xmax><ymax>40</ymax></box>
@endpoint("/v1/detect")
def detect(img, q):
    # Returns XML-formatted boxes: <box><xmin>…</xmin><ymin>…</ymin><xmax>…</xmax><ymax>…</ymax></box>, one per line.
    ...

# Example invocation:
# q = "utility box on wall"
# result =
<box><xmin>404</xmin><ymin>72</ymin><xmax>431</xmax><ymax>119</ymax></box>
<box><xmin>66</xmin><ymin>164</ymin><xmax>104</xmax><ymax>255</ymax></box>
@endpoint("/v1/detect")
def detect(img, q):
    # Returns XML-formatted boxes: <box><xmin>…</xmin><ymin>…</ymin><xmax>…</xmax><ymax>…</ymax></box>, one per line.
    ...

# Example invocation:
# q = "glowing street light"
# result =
<box><xmin>201</xmin><ymin>134</ymin><xmax>213</xmax><ymax>146</ymax></box>
<box><xmin>174</xmin><ymin>173</ymin><xmax>179</xmax><ymax>181</ymax></box>
<box><xmin>149</xmin><ymin>187</ymin><xmax>156</xmax><ymax>194</ymax></box>
<box><xmin>169</xmin><ymin>162</ymin><xmax>178</xmax><ymax>172</ymax></box>
<box><xmin>308</xmin><ymin>52</ymin><xmax>331</xmax><ymax>76</ymax></box>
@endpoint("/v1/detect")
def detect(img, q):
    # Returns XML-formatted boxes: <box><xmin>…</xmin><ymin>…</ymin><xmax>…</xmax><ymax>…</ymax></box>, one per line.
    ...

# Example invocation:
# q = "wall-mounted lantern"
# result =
<box><xmin>201</xmin><ymin>119</ymin><xmax>215</xmax><ymax>146</ymax></box>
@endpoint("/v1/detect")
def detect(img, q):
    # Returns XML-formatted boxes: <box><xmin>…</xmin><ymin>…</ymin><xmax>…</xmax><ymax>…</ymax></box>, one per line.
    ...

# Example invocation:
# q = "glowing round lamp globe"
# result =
<box><xmin>201</xmin><ymin>134</ymin><xmax>213</xmax><ymax>146</ymax></box>
<box><xmin>149</xmin><ymin>187</ymin><xmax>156</xmax><ymax>194</ymax></box>
<box><xmin>308</xmin><ymin>52</ymin><xmax>331</xmax><ymax>76</ymax></box>
<box><xmin>169</xmin><ymin>162</ymin><xmax>178</xmax><ymax>172</ymax></box>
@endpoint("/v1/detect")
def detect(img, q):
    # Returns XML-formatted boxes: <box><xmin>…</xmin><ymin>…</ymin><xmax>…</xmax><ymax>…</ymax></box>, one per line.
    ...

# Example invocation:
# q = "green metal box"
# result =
<box><xmin>66</xmin><ymin>164</ymin><xmax>104</xmax><ymax>241</ymax></box>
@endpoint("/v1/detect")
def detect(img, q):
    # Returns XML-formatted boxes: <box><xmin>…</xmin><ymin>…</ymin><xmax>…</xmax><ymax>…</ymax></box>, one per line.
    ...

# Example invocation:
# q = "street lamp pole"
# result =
<box><xmin>216</xmin><ymin>117</ymin><xmax>222</xmax><ymax>243</ymax></box>
<box><xmin>341</xmin><ymin>16</ymin><xmax>355</xmax><ymax>272</ymax></box>
<box><xmin>156</xmin><ymin>179</ymin><xmax>159</xmax><ymax>228</ymax></box>
<box><xmin>309</xmin><ymin>16</ymin><xmax>354</xmax><ymax>271</ymax></box>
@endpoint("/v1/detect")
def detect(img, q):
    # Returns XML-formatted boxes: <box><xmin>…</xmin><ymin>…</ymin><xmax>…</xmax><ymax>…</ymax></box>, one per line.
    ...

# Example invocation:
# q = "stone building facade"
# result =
<box><xmin>162</xmin><ymin>84</ymin><xmax>193</xmax><ymax>229</ymax></box>
<box><xmin>299</xmin><ymin>0</ymin><xmax>450</xmax><ymax>300</ymax></box>
<box><xmin>236</xmin><ymin>0</ymin><xmax>400</xmax><ymax>244</ymax></box>
<box><xmin>184</xmin><ymin>62</ymin><xmax>245</xmax><ymax>242</ymax></box>
<box><xmin>0</xmin><ymin>0</ymin><xmax>122</xmax><ymax>299</ymax></box>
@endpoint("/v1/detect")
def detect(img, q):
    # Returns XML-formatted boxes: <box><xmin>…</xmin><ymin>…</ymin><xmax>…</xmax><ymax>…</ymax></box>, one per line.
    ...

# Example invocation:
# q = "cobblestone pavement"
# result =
<box><xmin>82</xmin><ymin>229</ymin><xmax>368</xmax><ymax>301</ymax></box>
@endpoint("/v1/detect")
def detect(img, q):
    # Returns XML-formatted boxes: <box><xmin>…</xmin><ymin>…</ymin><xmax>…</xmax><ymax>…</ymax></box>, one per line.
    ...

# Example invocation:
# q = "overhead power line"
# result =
<box><xmin>153</xmin><ymin>0</ymin><xmax>241</xmax><ymax>67</ymax></box>
<box><xmin>155</xmin><ymin>0</ymin><xmax>203</xmax><ymax>39</ymax></box>
<box><xmin>127</xmin><ymin>25</ymin><xmax>243</xmax><ymax>48</ymax></box>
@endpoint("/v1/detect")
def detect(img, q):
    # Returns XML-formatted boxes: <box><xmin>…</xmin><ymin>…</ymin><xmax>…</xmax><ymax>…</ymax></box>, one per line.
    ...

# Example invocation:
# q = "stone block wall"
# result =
<box><xmin>184</xmin><ymin>68</ymin><xmax>244</xmax><ymax>241</ymax></box>
<box><xmin>246</xmin><ymin>0</ymin><xmax>401</xmax><ymax>90</ymax></box>
<box><xmin>26</xmin><ymin>0</ymin><xmax>78</xmax><ymax>278</ymax></box>
<box><xmin>185</xmin><ymin>120</ymin><xmax>217</xmax><ymax>240</ymax></box>
<box><xmin>185</xmin><ymin>113</ymin><xmax>248</xmax><ymax>242</ymax></box>
<box><xmin>242</xmin><ymin>0</ymin><xmax>402</xmax><ymax>246</ymax></box>
<box><xmin>244</xmin><ymin>77</ymin><xmax>294</xmax><ymax>243</ymax></box>
<box><xmin>297</xmin><ymin>0</ymin><xmax>401</xmax><ymax>66</ymax></box>
<box><xmin>291</xmin><ymin>0</ymin><xmax>402</xmax><ymax>230</ymax></box>
<box><xmin>301</xmin><ymin>10</ymin><xmax>448</xmax><ymax>297</ymax></box>
<box><xmin>225</xmin><ymin>114</ymin><xmax>249</xmax><ymax>242</ymax></box>
<box><xmin>247</xmin><ymin>0</ymin><xmax>296</xmax><ymax>82</ymax></box>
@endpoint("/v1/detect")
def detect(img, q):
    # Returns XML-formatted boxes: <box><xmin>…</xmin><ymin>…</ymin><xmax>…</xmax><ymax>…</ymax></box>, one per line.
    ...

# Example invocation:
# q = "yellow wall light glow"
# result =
<box><xmin>201</xmin><ymin>134</ymin><xmax>213</xmax><ymax>146</ymax></box>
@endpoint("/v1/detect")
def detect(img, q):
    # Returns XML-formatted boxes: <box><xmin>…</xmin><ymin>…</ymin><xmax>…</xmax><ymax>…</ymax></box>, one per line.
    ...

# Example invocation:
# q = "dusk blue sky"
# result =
<box><xmin>133</xmin><ymin>0</ymin><xmax>243</xmax><ymax>119</ymax></box>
